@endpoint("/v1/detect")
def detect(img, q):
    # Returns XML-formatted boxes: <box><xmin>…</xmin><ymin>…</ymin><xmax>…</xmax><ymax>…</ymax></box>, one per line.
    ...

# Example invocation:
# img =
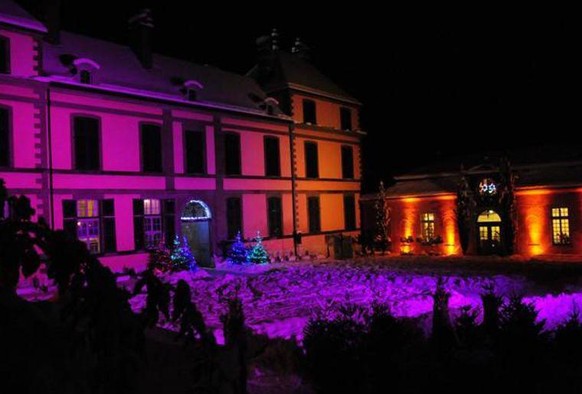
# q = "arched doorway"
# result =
<box><xmin>181</xmin><ymin>200</ymin><xmax>212</xmax><ymax>267</ymax></box>
<box><xmin>477</xmin><ymin>210</ymin><xmax>502</xmax><ymax>255</ymax></box>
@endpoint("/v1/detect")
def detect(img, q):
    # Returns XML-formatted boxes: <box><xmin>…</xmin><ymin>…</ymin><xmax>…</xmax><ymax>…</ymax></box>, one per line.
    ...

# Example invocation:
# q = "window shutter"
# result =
<box><xmin>163</xmin><ymin>199</ymin><xmax>175</xmax><ymax>247</ymax></box>
<box><xmin>133</xmin><ymin>199</ymin><xmax>144</xmax><ymax>250</ymax></box>
<box><xmin>62</xmin><ymin>200</ymin><xmax>77</xmax><ymax>237</ymax></box>
<box><xmin>101</xmin><ymin>199</ymin><xmax>116</xmax><ymax>253</ymax></box>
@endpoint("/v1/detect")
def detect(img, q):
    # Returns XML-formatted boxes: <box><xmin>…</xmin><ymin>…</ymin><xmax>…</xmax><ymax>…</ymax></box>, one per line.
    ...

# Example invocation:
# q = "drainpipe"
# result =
<box><xmin>47</xmin><ymin>87</ymin><xmax>55</xmax><ymax>228</ymax></box>
<box><xmin>289</xmin><ymin>122</ymin><xmax>298</xmax><ymax>257</ymax></box>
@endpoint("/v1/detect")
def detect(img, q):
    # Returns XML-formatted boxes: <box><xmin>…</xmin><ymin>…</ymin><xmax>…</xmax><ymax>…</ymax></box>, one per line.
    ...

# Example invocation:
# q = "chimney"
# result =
<box><xmin>129</xmin><ymin>9</ymin><xmax>154</xmax><ymax>69</ymax></box>
<box><xmin>44</xmin><ymin>0</ymin><xmax>61</xmax><ymax>44</ymax></box>
<box><xmin>292</xmin><ymin>37</ymin><xmax>311</xmax><ymax>61</ymax></box>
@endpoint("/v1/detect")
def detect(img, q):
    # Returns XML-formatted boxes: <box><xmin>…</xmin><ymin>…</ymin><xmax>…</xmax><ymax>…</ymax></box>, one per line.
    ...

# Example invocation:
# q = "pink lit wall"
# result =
<box><xmin>242</xmin><ymin>194</ymin><xmax>268</xmax><ymax>238</ymax></box>
<box><xmin>0</xmin><ymin>94</ymin><xmax>40</xmax><ymax>169</ymax></box>
<box><xmin>105</xmin><ymin>193</ymin><xmax>138</xmax><ymax>252</ymax></box>
<box><xmin>0</xmin><ymin>29</ymin><xmax>38</xmax><ymax>77</ymax></box>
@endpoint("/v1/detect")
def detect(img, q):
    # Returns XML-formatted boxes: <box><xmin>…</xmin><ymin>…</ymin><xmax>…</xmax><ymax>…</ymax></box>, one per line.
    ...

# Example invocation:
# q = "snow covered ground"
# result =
<box><xmin>125</xmin><ymin>257</ymin><xmax>582</xmax><ymax>342</ymax></box>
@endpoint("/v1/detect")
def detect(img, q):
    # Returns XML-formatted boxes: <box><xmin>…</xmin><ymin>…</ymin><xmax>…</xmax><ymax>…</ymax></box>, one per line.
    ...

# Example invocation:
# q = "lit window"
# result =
<box><xmin>76</xmin><ymin>199</ymin><xmax>100</xmax><ymax>254</ymax></box>
<box><xmin>551</xmin><ymin>207</ymin><xmax>570</xmax><ymax>245</ymax></box>
<box><xmin>421</xmin><ymin>213</ymin><xmax>435</xmax><ymax>240</ymax></box>
<box><xmin>143</xmin><ymin>199</ymin><xmax>162</xmax><ymax>248</ymax></box>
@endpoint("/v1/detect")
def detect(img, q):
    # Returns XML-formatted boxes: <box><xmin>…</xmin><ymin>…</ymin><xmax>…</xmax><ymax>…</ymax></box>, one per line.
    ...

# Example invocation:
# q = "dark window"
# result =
<box><xmin>184</xmin><ymin>129</ymin><xmax>206</xmax><ymax>174</ymax></box>
<box><xmin>79</xmin><ymin>70</ymin><xmax>91</xmax><ymax>84</ymax></box>
<box><xmin>226</xmin><ymin>197</ymin><xmax>242</xmax><ymax>239</ymax></box>
<box><xmin>304</xmin><ymin>141</ymin><xmax>319</xmax><ymax>178</ymax></box>
<box><xmin>162</xmin><ymin>199</ymin><xmax>175</xmax><ymax>248</ymax></box>
<box><xmin>0</xmin><ymin>107</ymin><xmax>9</xmax><ymax>167</ymax></box>
<box><xmin>187</xmin><ymin>89</ymin><xmax>197</xmax><ymax>101</ymax></box>
<box><xmin>340</xmin><ymin>107</ymin><xmax>352</xmax><ymax>131</ymax></box>
<box><xmin>267</xmin><ymin>196</ymin><xmax>283</xmax><ymax>238</ymax></box>
<box><xmin>62</xmin><ymin>199</ymin><xmax>116</xmax><ymax>254</ymax></box>
<box><xmin>303</xmin><ymin>99</ymin><xmax>316</xmax><ymax>124</ymax></box>
<box><xmin>141</xmin><ymin>124</ymin><xmax>163</xmax><ymax>173</ymax></box>
<box><xmin>308</xmin><ymin>196</ymin><xmax>321</xmax><ymax>233</ymax></box>
<box><xmin>0</xmin><ymin>36</ymin><xmax>9</xmax><ymax>74</ymax></box>
<box><xmin>224</xmin><ymin>133</ymin><xmax>241</xmax><ymax>175</ymax></box>
<box><xmin>344</xmin><ymin>195</ymin><xmax>356</xmax><ymax>230</ymax></box>
<box><xmin>264</xmin><ymin>136</ymin><xmax>281</xmax><ymax>177</ymax></box>
<box><xmin>73</xmin><ymin>116</ymin><xmax>100</xmax><ymax>171</ymax></box>
<box><xmin>341</xmin><ymin>145</ymin><xmax>354</xmax><ymax>179</ymax></box>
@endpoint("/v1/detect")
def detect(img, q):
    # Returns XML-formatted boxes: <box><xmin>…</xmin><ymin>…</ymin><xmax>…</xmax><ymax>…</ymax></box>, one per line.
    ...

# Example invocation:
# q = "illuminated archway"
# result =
<box><xmin>181</xmin><ymin>200</ymin><xmax>212</xmax><ymax>267</ymax></box>
<box><xmin>476</xmin><ymin>210</ymin><xmax>502</xmax><ymax>255</ymax></box>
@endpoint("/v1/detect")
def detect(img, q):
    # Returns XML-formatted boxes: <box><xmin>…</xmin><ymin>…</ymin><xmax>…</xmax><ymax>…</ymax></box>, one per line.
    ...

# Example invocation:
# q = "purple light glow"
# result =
<box><xmin>124</xmin><ymin>261</ymin><xmax>582</xmax><ymax>344</ymax></box>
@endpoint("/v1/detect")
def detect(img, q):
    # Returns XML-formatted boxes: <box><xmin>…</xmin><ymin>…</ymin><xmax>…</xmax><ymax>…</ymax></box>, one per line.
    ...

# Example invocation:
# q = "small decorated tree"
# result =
<box><xmin>228</xmin><ymin>231</ymin><xmax>248</xmax><ymax>265</ymax></box>
<box><xmin>171</xmin><ymin>235</ymin><xmax>197</xmax><ymax>271</ymax></box>
<box><xmin>246</xmin><ymin>231</ymin><xmax>269</xmax><ymax>264</ymax></box>
<box><xmin>147</xmin><ymin>239</ymin><xmax>172</xmax><ymax>272</ymax></box>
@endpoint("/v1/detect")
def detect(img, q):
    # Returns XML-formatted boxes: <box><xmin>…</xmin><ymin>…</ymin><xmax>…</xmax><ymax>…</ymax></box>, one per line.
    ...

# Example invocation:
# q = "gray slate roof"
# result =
<box><xmin>43</xmin><ymin>32</ymin><xmax>275</xmax><ymax>113</ymax></box>
<box><xmin>249</xmin><ymin>51</ymin><xmax>359</xmax><ymax>104</ymax></box>
<box><xmin>0</xmin><ymin>0</ymin><xmax>46</xmax><ymax>32</ymax></box>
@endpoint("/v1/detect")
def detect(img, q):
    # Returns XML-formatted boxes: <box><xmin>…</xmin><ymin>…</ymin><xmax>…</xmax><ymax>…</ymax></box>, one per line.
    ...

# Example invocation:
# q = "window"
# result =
<box><xmin>303</xmin><ymin>99</ymin><xmax>316</xmax><ymax>124</ymax></box>
<box><xmin>62</xmin><ymin>199</ymin><xmax>116</xmax><ymax>254</ymax></box>
<box><xmin>0</xmin><ymin>107</ymin><xmax>9</xmax><ymax>167</ymax></box>
<box><xmin>141</xmin><ymin>124</ymin><xmax>163</xmax><ymax>173</ymax></box>
<box><xmin>308</xmin><ymin>196</ymin><xmax>321</xmax><ymax>233</ymax></box>
<box><xmin>0</xmin><ymin>36</ymin><xmax>9</xmax><ymax>74</ymax></box>
<box><xmin>224</xmin><ymin>133</ymin><xmax>241</xmax><ymax>175</ymax></box>
<box><xmin>184</xmin><ymin>129</ymin><xmax>206</xmax><ymax>174</ymax></box>
<box><xmin>187</xmin><ymin>89</ymin><xmax>197</xmax><ymax>101</ymax></box>
<box><xmin>341</xmin><ymin>145</ymin><xmax>354</xmax><ymax>179</ymax></box>
<box><xmin>267</xmin><ymin>196</ymin><xmax>283</xmax><ymax>238</ymax></box>
<box><xmin>73</xmin><ymin>116</ymin><xmax>100</xmax><ymax>171</ymax></box>
<box><xmin>264</xmin><ymin>136</ymin><xmax>281</xmax><ymax>177</ymax></box>
<box><xmin>304</xmin><ymin>141</ymin><xmax>319</xmax><ymax>178</ymax></box>
<box><xmin>133</xmin><ymin>199</ymin><xmax>175</xmax><ymax>249</ymax></box>
<box><xmin>340</xmin><ymin>107</ymin><xmax>352</xmax><ymax>131</ymax></box>
<box><xmin>421</xmin><ymin>213</ymin><xmax>435</xmax><ymax>240</ymax></box>
<box><xmin>226</xmin><ymin>197</ymin><xmax>242</xmax><ymax>239</ymax></box>
<box><xmin>79</xmin><ymin>70</ymin><xmax>91</xmax><ymax>84</ymax></box>
<box><xmin>551</xmin><ymin>207</ymin><xmax>571</xmax><ymax>245</ymax></box>
<box><xmin>344</xmin><ymin>195</ymin><xmax>356</xmax><ymax>230</ymax></box>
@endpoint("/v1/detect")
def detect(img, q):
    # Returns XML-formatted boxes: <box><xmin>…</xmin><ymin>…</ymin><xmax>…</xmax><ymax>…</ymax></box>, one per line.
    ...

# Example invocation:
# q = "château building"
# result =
<box><xmin>0</xmin><ymin>0</ymin><xmax>363</xmax><ymax>268</ymax></box>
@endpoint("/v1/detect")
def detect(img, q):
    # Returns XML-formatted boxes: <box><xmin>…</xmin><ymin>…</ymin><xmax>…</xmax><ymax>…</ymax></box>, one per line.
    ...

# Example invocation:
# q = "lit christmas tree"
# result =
<box><xmin>228</xmin><ymin>231</ymin><xmax>248</xmax><ymax>265</ymax></box>
<box><xmin>170</xmin><ymin>235</ymin><xmax>197</xmax><ymax>271</ymax></box>
<box><xmin>247</xmin><ymin>231</ymin><xmax>270</xmax><ymax>264</ymax></box>
<box><xmin>148</xmin><ymin>238</ymin><xmax>172</xmax><ymax>272</ymax></box>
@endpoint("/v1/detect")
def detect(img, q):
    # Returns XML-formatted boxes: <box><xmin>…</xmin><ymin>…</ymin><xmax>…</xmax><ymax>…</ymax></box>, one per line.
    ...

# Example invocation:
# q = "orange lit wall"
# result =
<box><xmin>516</xmin><ymin>189</ymin><xmax>582</xmax><ymax>256</ymax></box>
<box><xmin>290</xmin><ymin>94</ymin><xmax>359</xmax><ymax>131</ymax></box>
<box><xmin>387</xmin><ymin>195</ymin><xmax>461</xmax><ymax>255</ymax></box>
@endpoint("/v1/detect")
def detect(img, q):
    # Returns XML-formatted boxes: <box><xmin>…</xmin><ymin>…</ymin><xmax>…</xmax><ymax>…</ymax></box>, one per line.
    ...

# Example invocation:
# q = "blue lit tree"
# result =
<box><xmin>228</xmin><ymin>231</ymin><xmax>248</xmax><ymax>265</ymax></box>
<box><xmin>247</xmin><ymin>231</ymin><xmax>270</xmax><ymax>264</ymax></box>
<box><xmin>171</xmin><ymin>235</ymin><xmax>197</xmax><ymax>271</ymax></box>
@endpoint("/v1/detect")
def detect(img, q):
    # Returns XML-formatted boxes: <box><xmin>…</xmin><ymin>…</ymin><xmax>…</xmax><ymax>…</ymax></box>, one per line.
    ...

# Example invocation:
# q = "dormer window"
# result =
<box><xmin>0</xmin><ymin>36</ymin><xmax>10</xmax><ymax>74</ymax></box>
<box><xmin>187</xmin><ymin>89</ymin><xmax>197</xmax><ymax>101</ymax></box>
<box><xmin>73</xmin><ymin>58</ymin><xmax>100</xmax><ymax>85</ymax></box>
<box><xmin>264</xmin><ymin>97</ymin><xmax>279</xmax><ymax>116</ymax></box>
<box><xmin>80</xmin><ymin>70</ymin><xmax>91</xmax><ymax>84</ymax></box>
<box><xmin>183</xmin><ymin>80</ymin><xmax>204</xmax><ymax>102</ymax></box>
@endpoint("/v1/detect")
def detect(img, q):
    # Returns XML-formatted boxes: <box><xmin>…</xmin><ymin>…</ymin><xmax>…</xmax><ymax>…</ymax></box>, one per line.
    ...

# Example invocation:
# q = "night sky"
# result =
<box><xmin>19</xmin><ymin>1</ymin><xmax>579</xmax><ymax>192</ymax></box>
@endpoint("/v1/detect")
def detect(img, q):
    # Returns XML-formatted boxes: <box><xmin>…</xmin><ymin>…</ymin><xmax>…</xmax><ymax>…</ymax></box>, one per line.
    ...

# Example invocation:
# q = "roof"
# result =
<box><xmin>0</xmin><ymin>0</ymin><xmax>46</xmax><ymax>33</ymax></box>
<box><xmin>42</xmin><ymin>32</ymin><xmax>282</xmax><ymax>115</ymax></box>
<box><xmin>248</xmin><ymin>51</ymin><xmax>359</xmax><ymax>104</ymax></box>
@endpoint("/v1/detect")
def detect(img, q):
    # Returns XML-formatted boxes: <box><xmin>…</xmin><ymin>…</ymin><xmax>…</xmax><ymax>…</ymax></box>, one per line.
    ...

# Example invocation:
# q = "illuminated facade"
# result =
<box><xmin>0</xmin><ymin>3</ymin><xmax>363</xmax><ymax>269</ymax></box>
<box><xmin>362</xmin><ymin>152</ymin><xmax>582</xmax><ymax>257</ymax></box>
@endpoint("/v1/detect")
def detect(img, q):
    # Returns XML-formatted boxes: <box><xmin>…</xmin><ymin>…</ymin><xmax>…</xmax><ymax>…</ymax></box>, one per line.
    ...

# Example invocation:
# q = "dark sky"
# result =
<box><xmin>19</xmin><ymin>1</ymin><xmax>579</xmax><ymax>192</ymax></box>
